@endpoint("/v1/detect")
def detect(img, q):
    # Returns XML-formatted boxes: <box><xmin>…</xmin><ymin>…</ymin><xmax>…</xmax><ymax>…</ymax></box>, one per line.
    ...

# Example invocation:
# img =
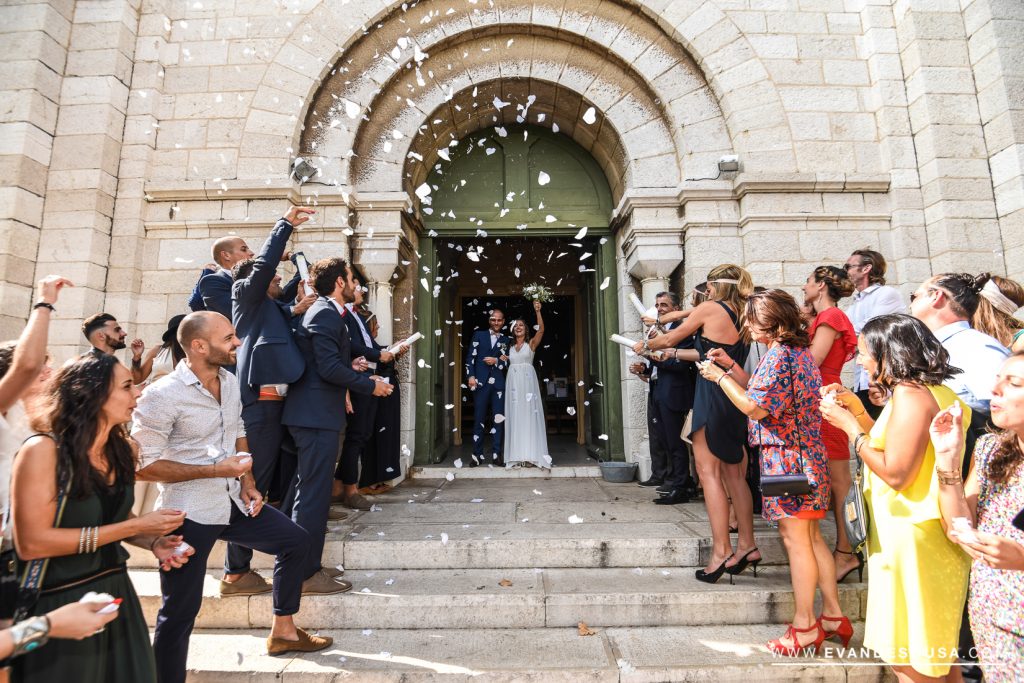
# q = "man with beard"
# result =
<box><xmin>283</xmin><ymin>257</ymin><xmax>393</xmax><ymax>587</ymax></box>
<box><xmin>81</xmin><ymin>313</ymin><xmax>128</xmax><ymax>355</ymax></box>
<box><xmin>133</xmin><ymin>311</ymin><xmax>328</xmax><ymax>680</ymax></box>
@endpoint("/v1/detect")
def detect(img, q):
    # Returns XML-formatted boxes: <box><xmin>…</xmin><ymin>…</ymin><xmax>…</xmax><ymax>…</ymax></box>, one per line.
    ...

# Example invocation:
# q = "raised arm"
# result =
<box><xmin>635</xmin><ymin>301</ymin><xmax>716</xmax><ymax>353</ymax></box>
<box><xmin>529</xmin><ymin>301</ymin><xmax>545</xmax><ymax>351</ymax></box>
<box><xmin>234</xmin><ymin>207</ymin><xmax>312</xmax><ymax>307</ymax></box>
<box><xmin>0</xmin><ymin>276</ymin><xmax>71</xmax><ymax>413</ymax></box>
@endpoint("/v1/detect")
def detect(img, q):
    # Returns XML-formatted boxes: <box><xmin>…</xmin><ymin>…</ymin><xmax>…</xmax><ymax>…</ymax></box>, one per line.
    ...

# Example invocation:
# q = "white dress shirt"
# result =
<box><xmin>131</xmin><ymin>361</ymin><xmax>248</xmax><ymax>525</ymax></box>
<box><xmin>346</xmin><ymin>302</ymin><xmax>377</xmax><ymax>369</ymax></box>
<box><xmin>848</xmin><ymin>284</ymin><xmax>905</xmax><ymax>391</ymax></box>
<box><xmin>935</xmin><ymin>320</ymin><xmax>1009</xmax><ymax>414</ymax></box>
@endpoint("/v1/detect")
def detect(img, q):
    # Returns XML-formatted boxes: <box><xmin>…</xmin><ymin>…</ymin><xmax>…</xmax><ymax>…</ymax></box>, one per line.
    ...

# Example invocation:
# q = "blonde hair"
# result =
<box><xmin>706</xmin><ymin>264</ymin><xmax>754</xmax><ymax>334</ymax></box>
<box><xmin>973</xmin><ymin>275</ymin><xmax>1024</xmax><ymax>347</ymax></box>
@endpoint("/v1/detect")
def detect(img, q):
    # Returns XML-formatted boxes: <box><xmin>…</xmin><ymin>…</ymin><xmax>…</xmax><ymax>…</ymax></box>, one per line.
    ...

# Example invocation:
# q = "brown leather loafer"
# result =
<box><xmin>301</xmin><ymin>569</ymin><xmax>353</xmax><ymax>595</ymax></box>
<box><xmin>267</xmin><ymin>627</ymin><xmax>333</xmax><ymax>656</ymax></box>
<box><xmin>327</xmin><ymin>507</ymin><xmax>349</xmax><ymax>521</ymax></box>
<box><xmin>341</xmin><ymin>493</ymin><xmax>372</xmax><ymax>511</ymax></box>
<box><xmin>324</xmin><ymin>565</ymin><xmax>345</xmax><ymax>579</ymax></box>
<box><xmin>219</xmin><ymin>570</ymin><xmax>272</xmax><ymax>596</ymax></box>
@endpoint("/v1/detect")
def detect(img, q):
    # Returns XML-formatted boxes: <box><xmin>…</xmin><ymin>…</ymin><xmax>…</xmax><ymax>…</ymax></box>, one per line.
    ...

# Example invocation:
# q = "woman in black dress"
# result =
<box><xmin>636</xmin><ymin>264</ymin><xmax>756</xmax><ymax>583</ymax></box>
<box><xmin>10</xmin><ymin>353</ymin><xmax>193</xmax><ymax>682</ymax></box>
<box><xmin>358</xmin><ymin>308</ymin><xmax>407</xmax><ymax>492</ymax></box>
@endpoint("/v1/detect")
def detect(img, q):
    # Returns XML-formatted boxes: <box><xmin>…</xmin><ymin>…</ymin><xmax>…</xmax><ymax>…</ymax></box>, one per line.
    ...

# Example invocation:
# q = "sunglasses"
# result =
<box><xmin>843</xmin><ymin>263</ymin><xmax>863</xmax><ymax>271</ymax></box>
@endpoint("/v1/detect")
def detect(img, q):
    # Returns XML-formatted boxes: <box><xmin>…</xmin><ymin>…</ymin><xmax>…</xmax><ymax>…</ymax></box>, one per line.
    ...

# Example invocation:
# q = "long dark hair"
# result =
<box><xmin>861</xmin><ymin>314</ymin><xmax>961</xmax><ymax>391</ymax></box>
<box><xmin>745</xmin><ymin>289</ymin><xmax>810</xmax><ymax>347</ymax></box>
<box><xmin>34</xmin><ymin>353</ymin><xmax>136</xmax><ymax>499</ymax></box>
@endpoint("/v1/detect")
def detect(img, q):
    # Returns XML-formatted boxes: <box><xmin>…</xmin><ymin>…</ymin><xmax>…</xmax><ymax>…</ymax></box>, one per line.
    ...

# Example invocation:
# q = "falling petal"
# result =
<box><xmin>574</xmin><ymin>226</ymin><xmax>588</xmax><ymax>239</ymax></box>
<box><xmin>582</xmin><ymin>106</ymin><xmax>597</xmax><ymax>124</ymax></box>
<box><xmin>599</xmin><ymin>277</ymin><xmax>610</xmax><ymax>290</ymax></box>
<box><xmin>568</xmin><ymin>515</ymin><xmax>584</xmax><ymax>524</ymax></box>
<box><xmin>538</xmin><ymin>171</ymin><xmax>550</xmax><ymax>186</ymax></box>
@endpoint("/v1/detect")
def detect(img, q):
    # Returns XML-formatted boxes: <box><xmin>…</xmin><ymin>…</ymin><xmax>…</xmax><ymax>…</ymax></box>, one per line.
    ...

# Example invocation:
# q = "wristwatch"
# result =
<box><xmin>9</xmin><ymin>616</ymin><xmax>50</xmax><ymax>657</ymax></box>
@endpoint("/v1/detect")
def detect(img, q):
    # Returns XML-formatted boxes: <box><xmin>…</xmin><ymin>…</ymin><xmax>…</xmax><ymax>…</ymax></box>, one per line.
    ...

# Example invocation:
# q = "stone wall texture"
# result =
<box><xmin>1</xmin><ymin>0</ymin><xmax>1022</xmax><ymax>469</ymax></box>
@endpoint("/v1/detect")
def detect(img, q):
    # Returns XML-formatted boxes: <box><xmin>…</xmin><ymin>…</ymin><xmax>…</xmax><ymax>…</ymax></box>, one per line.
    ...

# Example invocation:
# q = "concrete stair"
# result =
<box><xmin>134</xmin><ymin>477</ymin><xmax>888</xmax><ymax>681</ymax></box>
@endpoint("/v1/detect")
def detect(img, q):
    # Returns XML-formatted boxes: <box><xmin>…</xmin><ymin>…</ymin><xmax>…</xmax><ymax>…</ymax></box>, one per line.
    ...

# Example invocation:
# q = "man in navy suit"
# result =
<box><xmin>188</xmin><ymin>236</ymin><xmax>299</xmax><ymax>317</ymax></box>
<box><xmin>283</xmin><ymin>257</ymin><xmax>393</xmax><ymax>590</ymax></box>
<box><xmin>646</xmin><ymin>292</ymin><xmax>698</xmax><ymax>505</ymax></box>
<box><xmin>466</xmin><ymin>308</ymin><xmax>511</xmax><ymax>466</ymax></box>
<box><xmin>218</xmin><ymin>206</ymin><xmax>315</xmax><ymax>597</ymax></box>
<box><xmin>335</xmin><ymin>281</ymin><xmax>407</xmax><ymax>509</ymax></box>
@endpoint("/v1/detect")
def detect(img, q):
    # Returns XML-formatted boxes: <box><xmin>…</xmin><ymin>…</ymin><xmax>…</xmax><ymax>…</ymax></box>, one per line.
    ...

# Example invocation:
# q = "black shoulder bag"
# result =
<box><xmin>758</xmin><ymin>349</ymin><xmax>814</xmax><ymax>498</ymax></box>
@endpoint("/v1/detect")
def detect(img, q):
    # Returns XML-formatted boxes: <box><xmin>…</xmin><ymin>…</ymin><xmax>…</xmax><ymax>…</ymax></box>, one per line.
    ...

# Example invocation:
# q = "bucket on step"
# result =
<box><xmin>599</xmin><ymin>461</ymin><xmax>637</xmax><ymax>483</ymax></box>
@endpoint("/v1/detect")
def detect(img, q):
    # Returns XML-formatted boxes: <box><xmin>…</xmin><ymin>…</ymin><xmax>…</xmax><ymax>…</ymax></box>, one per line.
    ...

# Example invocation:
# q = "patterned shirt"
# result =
<box><xmin>131</xmin><ymin>360</ymin><xmax>247</xmax><ymax>525</ymax></box>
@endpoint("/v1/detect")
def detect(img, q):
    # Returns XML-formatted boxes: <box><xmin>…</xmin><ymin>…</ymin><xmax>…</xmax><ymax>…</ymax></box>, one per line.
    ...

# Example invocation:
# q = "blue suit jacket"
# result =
<box><xmin>188</xmin><ymin>267</ymin><xmax>217</xmax><ymax>311</ymax></box>
<box><xmin>467</xmin><ymin>329</ymin><xmax>511</xmax><ymax>391</ymax></box>
<box><xmin>344</xmin><ymin>309</ymin><xmax>384</xmax><ymax>362</ymax></box>
<box><xmin>196</xmin><ymin>268</ymin><xmax>300</xmax><ymax>318</ymax></box>
<box><xmin>650</xmin><ymin>324</ymin><xmax>698</xmax><ymax>413</ymax></box>
<box><xmin>283</xmin><ymin>298</ymin><xmax>377</xmax><ymax>430</ymax></box>
<box><xmin>231</xmin><ymin>218</ymin><xmax>305</xmax><ymax>407</ymax></box>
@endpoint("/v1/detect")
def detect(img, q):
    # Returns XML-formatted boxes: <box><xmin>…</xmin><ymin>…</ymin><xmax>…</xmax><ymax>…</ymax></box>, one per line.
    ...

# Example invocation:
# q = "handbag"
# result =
<box><xmin>843</xmin><ymin>450</ymin><xmax>870</xmax><ymax>553</ymax></box>
<box><xmin>11</xmin><ymin>434</ymin><xmax>70</xmax><ymax>623</ymax></box>
<box><xmin>758</xmin><ymin>349</ymin><xmax>814</xmax><ymax>498</ymax></box>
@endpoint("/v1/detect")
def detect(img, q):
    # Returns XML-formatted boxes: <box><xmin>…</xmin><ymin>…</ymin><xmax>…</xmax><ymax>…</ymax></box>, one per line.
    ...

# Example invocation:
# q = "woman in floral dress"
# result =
<box><xmin>930</xmin><ymin>352</ymin><xmax>1024</xmax><ymax>682</ymax></box>
<box><xmin>700</xmin><ymin>289</ymin><xmax>842</xmax><ymax>657</ymax></box>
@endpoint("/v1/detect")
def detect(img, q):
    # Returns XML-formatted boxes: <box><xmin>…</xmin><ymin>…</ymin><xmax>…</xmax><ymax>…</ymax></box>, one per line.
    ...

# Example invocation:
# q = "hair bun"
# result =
<box><xmin>972</xmin><ymin>272</ymin><xmax>992</xmax><ymax>294</ymax></box>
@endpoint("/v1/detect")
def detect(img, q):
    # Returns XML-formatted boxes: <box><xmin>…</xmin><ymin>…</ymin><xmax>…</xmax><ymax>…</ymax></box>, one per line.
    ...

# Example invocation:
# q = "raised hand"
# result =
<box><xmin>283</xmin><ymin>206</ymin><xmax>315</xmax><ymax>227</ymax></box>
<box><xmin>130</xmin><ymin>339</ymin><xmax>145</xmax><ymax>360</ymax></box>
<box><xmin>292</xmin><ymin>287</ymin><xmax>317</xmax><ymax>316</ymax></box>
<box><xmin>929</xmin><ymin>404</ymin><xmax>965</xmax><ymax>474</ymax></box>
<box><xmin>37</xmin><ymin>275</ymin><xmax>74</xmax><ymax>305</ymax></box>
<box><xmin>533</xmin><ymin>300</ymin><xmax>542</xmax><ymax>312</ymax></box>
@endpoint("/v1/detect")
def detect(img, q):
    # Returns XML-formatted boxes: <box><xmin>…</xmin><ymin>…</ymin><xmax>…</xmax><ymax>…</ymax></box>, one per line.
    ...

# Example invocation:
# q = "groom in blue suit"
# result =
<box><xmin>466</xmin><ymin>308</ymin><xmax>511</xmax><ymax>467</ymax></box>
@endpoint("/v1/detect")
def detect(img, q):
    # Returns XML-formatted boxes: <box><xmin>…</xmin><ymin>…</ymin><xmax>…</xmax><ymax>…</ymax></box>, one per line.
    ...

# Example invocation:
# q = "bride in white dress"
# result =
<box><xmin>504</xmin><ymin>300</ymin><xmax>551</xmax><ymax>468</ymax></box>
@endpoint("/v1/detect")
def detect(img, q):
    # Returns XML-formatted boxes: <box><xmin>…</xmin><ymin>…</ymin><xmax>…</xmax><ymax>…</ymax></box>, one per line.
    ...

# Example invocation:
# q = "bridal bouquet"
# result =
<box><xmin>522</xmin><ymin>283</ymin><xmax>553</xmax><ymax>302</ymax></box>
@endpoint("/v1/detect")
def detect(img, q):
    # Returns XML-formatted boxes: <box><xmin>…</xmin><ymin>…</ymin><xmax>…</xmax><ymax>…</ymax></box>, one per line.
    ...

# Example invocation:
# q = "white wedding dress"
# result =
<box><xmin>503</xmin><ymin>342</ymin><xmax>551</xmax><ymax>468</ymax></box>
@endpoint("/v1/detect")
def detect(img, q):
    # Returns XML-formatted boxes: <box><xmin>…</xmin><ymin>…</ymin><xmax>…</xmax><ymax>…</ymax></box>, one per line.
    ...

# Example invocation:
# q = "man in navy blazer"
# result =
<box><xmin>646</xmin><ymin>292</ymin><xmax>698</xmax><ymax>505</ymax></box>
<box><xmin>335</xmin><ymin>282</ymin><xmax>407</xmax><ymax>509</ymax></box>
<box><xmin>188</xmin><ymin>236</ymin><xmax>299</xmax><ymax>316</ymax></box>
<box><xmin>466</xmin><ymin>308</ymin><xmax>511</xmax><ymax>466</ymax></box>
<box><xmin>218</xmin><ymin>206</ymin><xmax>314</xmax><ymax>597</ymax></box>
<box><xmin>283</xmin><ymin>256</ymin><xmax>393</xmax><ymax>590</ymax></box>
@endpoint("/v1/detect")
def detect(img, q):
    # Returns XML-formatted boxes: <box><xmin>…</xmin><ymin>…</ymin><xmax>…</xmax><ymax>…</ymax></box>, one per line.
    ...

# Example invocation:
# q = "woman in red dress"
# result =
<box><xmin>802</xmin><ymin>266</ymin><xmax>859</xmax><ymax>582</ymax></box>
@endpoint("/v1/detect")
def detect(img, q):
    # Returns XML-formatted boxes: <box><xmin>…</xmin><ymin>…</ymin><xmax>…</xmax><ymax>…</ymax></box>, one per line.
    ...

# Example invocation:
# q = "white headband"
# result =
<box><xmin>708</xmin><ymin>278</ymin><xmax>740</xmax><ymax>285</ymax></box>
<box><xmin>981</xmin><ymin>279</ymin><xmax>1020</xmax><ymax>316</ymax></box>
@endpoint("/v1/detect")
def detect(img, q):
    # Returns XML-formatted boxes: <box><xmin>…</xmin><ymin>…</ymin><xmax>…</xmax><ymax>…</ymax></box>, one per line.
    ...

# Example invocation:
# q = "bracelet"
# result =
<box><xmin>78</xmin><ymin>527</ymin><xmax>86</xmax><ymax>554</ymax></box>
<box><xmin>727</xmin><ymin>362</ymin><xmax>736</xmax><ymax>372</ymax></box>
<box><xmin>935</xmin><ymin>468</ymin><xmax>962</xmax><ymax>486</ymax></box>
<box><xmin>853</xmin><ymin>409</ymin><xmax>866</xmax><ymax>418</ymax></box>
<box><xmin>32</xmin><ymin>302</ymin><xmax>55</xmax><ymax>312</ymax></box>
<box><xmin>9</xmin><ymin>615</ymin><xmax>50</xmax><ymax>657</ymax></box>
<box><xmin>852</xmin><ymin>432</ymin><xmax>868</xmax><ymax>456</ymax></box>
<box><xmin>716</xmin><ymin>374</ymin><xmax>729</xmax><ymax>385</ymax></box>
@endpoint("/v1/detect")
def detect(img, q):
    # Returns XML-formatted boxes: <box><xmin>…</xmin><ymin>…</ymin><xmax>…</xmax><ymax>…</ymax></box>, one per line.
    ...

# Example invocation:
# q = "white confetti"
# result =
<box><xmin>537</xmin><ymin>171</ymin><xmax>550</xmax><ymax>186</ymax></box>
<box><xmin>415</xmin><ymin>182</ymin><xmax>432</xmax><ymax>199</ymax></box>
<box><xmin>533</xmin><ymin>489</ymin><xmax>543</xmax><ymax>495</ymax></box>
<box><xmin>567</xmin><ymin>406</ymin><xmax>577</xmax><ymax>415</ymax></box>
<box><xmin>574</xmin><ymin>226</ymin><xmax>588</xmax><ymax>240</ymax></box>
<box><xmin>598</xmin><ymin>434</ymin><xmax>609</xmax><ymax>440</ymax></box>
<box><xmin>582</xmin><ymin>106</ymin><xmax>597</xmax><ymax>124</ymax></box>
<box><xmin>471</xmin><ymin>498</ymin><xmax>483</xmax><ymax>503</ymax></box>
<box><xmin>494</xmin><ymin>414</ymin><xmax>506</xmax><ymax>423</ymax></box>
<box><xmin>454</xmin><ymin>458</ymin><xmax>463</xmax><ymax>468</ymax></box>
<box><xmin>545</xmin><ymin>215</ymin><xmax>557</xmax><ymax>223</ymax></box>
<box><xmin>343</xmin><ymin>99</ymin><xmax>359</xmax><ymax>119</ymax></box>
<box><xmin>568</xmin><ymin>515</ymin><xmax>584</xmax><ymax>524</ymax></box>
<box><xmin>599</xmin><ymin>277</ymin><xmax>610</xmax><ymax>290</ymax></box>
<box><xmin>362</xmin><ymin>629</ymin><xmax>373</xmax><ymax>636</ymax></box>
<box><xmin>492</xmin><ymin>96</ymin><xmax>510</xmax><ymax>110</ymax></box>
<box><xmin>437</xmin><ymin>148</ymin><xmax>450</xmax><ymax>162</ymax></box>
<box><xmin>445</xmin><ymin>472</ymin><xmax>455</xmax><ymax>481</ymax></box>
<box><xmin>440</xmin><ymin>532</ymin><xmax>449</xmax><ymax>544</ymax></box>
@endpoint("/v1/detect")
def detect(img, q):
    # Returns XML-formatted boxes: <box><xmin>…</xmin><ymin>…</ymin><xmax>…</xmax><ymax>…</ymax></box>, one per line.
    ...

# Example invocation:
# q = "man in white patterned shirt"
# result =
<box><xmin>845</xmin><ymin>248</ymin><xmax>905</xmax><ymax>417</ymax></box>
<box><xmin>132</xmin><ymin>312</ymin><xmax>330</xmax><ymax>682</ymax></box>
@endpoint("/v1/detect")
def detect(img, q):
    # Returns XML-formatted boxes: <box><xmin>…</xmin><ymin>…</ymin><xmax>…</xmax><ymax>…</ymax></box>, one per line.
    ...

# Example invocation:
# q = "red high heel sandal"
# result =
<box><xmin>766</xmin><ymin>622</ymin><xmax>826</xmax><ymax>657</ymax></box>
<box><xmin>818</xmin><ymin>614</ymin><xmax>854</xmax><ymax>648</ymax></box>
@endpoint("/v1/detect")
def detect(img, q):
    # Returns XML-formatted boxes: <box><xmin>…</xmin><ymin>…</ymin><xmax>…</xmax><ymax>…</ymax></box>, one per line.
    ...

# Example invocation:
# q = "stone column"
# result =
<box><xmin>353</xmin><ymin>191</ymin><xmax>415</xmax><ymax>474</ymax></box>
<box><xmin>962</xmin><ymin>0</ymin><xmax>1024</xmax><ymax>280</ymax></box>
<box><xmin>34</xmin><ymin>0</ymin><xmax>141</xmax><ymax>359</ymax></box>
<box><xmin>616</xmin><ymin>191</ymin><xmax>685</xmax><ymax>481</ymax></box>
<box><xmin>893</xmin><ymin>0</ymin><xmax>1002</xmax><ymax>276</ymax></box>
<box><xmin>0</xmin><ymin>1</ymin><xmax>72</xmax><ymax>338</ymax></box>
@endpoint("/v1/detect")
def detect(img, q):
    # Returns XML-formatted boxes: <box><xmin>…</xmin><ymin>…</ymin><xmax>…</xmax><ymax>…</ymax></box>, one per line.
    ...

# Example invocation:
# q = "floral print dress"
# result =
<box><xmin>745</xmin><ymin>344</ymin><xmax>831</xmax><ymax>522</ymax></box>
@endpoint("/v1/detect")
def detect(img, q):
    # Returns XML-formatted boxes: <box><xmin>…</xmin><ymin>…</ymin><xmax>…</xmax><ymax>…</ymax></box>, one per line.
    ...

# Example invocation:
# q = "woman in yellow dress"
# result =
<box><xmin>821</xmin><ymin>314</ymin><xmax>971</xmax><ymax>682</ymax></box>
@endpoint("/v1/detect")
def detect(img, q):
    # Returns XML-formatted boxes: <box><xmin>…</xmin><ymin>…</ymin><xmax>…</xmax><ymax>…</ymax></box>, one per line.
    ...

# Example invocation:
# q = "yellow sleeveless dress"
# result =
<box><xmin>862</xmin><ymin>384</ymin><xmax>971</xmax><ymax>677</ymax></box>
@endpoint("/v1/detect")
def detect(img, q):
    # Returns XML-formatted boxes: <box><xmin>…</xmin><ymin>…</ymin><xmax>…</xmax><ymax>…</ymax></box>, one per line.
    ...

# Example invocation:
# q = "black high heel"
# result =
<box><xmin>725</xmin><ymin>547</ymin><xmax>761</xmax><ymax>580</ymax></box>
<box><xmin>695</xmin><ymin>555</ymin><xmax>733</xmax><ymax>584</ymax></box>
<box><xmin>834</xmin><ymin>549</ymin><xmax>864</xmax><ymax>583</ymax></box>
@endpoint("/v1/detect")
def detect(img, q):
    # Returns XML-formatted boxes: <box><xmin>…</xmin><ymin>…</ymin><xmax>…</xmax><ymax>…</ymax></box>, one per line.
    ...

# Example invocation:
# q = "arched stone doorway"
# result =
<box><xmin>410</xmin><ymin>123</ymin><xmax>620</xmax><ymax>465</ymax></box>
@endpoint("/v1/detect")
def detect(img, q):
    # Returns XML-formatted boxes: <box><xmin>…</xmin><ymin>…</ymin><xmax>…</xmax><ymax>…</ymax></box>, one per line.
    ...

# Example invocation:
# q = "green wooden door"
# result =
<box><xmin>412</xmin><ymin>125</ymin><xmax>624</xmax><ymax>464</ymax></box>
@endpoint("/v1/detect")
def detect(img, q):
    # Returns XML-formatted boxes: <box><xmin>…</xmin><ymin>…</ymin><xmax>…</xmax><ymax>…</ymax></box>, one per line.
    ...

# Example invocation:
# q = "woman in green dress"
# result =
<box><xmin>9</xmin><ymin>353</ymin><xmax>194</xmax><ymax>682</ymax></box>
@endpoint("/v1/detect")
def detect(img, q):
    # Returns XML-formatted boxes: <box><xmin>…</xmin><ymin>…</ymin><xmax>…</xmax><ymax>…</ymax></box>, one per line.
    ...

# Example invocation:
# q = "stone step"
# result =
<box><xmin>180</xmin><ymin>624</ymin><xmax>891</xmax><ymax>682</ymax></box>
<box><xmin>130</xmin><ymin>566</ymin><xmax>867</xmax><ymax>630</ymax></box>
<box><xmin>127</xmin><ymin>499</ymin><xmax>836</xmax><ymax>571</ymax></box>
<box><xmin>410</xmin><ymin>464</ymin><xmax>603</xmax><ymax>479</ymax></box>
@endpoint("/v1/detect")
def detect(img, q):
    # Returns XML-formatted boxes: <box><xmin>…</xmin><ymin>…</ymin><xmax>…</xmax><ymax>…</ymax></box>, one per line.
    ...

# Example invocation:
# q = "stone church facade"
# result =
<box><xmin>1</xmin><ymin>0</ymin><xmax>1021</xmax><ymax>473</ymax></box>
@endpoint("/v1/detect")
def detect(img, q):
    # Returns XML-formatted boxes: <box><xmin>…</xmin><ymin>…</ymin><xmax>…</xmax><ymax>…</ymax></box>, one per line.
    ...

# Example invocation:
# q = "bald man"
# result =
<box><xmin>133</xmin><ymin>311</ymin><xmax>330</xmax><ymax>676</ymax></box>
<box><xmin>187</xmin><ymin>236</ymin><xmax>299</xmax><ymax>317</ymax></box>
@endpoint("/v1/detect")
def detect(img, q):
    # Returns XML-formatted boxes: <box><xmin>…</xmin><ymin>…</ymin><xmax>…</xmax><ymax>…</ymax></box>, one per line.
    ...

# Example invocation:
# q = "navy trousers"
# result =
<box><xmin>646</xmin><ymin>386</ymin><xmax>669</xmax><ymax>483</ymax></box>
<box><xmin>153</xmin><ymin>505</ymin><xmax>309</xmax><ymax>683</ymax></box>
<box><xmin>287</xmin><ymin>425</ymin><xmax>341</xmax><ymax>578</ymax></box>
<box><xmin>471</xmin><ymin>383</ymin><xmax>505</xmax><ymax>459</ymax></box>
<box><xmin>652</xmin><ymin>394</ymin><xmax>691</xmax><ymax>489</ymax></box>
<box><xmin>336</xmin><ymin>385</ymin><xmax>378</xmax><ymax>484</ymax></box>
<box><xmin>225</xmin><ymin>399</ymin><xmax>290</xmax><ymax>575</ymax></box>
